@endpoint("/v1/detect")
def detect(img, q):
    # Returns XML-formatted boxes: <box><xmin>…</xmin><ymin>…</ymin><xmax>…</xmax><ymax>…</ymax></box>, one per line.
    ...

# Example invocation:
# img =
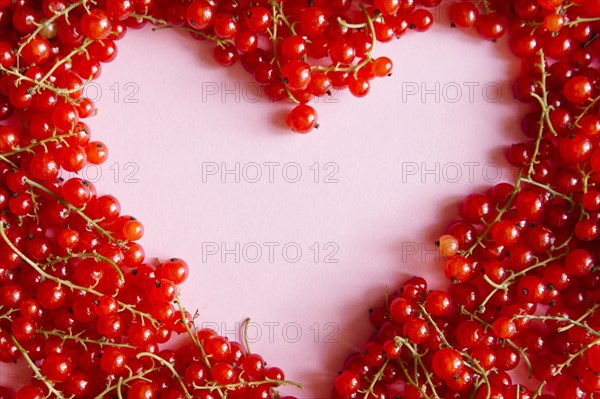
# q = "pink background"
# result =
<box><xmin>2</xmin><ymin>17</ymin><xmax>529</xmax><ymax>399</ymax></box>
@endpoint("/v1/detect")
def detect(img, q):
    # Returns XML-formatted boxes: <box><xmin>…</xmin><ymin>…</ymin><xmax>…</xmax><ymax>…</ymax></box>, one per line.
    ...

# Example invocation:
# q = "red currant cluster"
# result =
<box><xmin>0</xmin><ymin>1</ymin><xmax>301</xmax><ymax>398</ymax></box>
<box><xmin>333</xmin><ymin>1</ymin><xmax>600</xmax><ymax>398</ymax></box>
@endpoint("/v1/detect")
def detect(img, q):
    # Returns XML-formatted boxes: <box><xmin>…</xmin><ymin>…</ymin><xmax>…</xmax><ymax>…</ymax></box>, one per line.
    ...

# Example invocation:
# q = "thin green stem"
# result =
<box><xmin>137</xmin><ymin>352</ymin><xmax>192</xmax><ymax>398</ymax></box>
<box><xmin>0</xmin><ymin>154</ymin><xmax>17</xmax><ymax>168</ymax></box>
<box><xmin>555</xmin><ymin>337</ymin><xmax>600</xmax><ymax>375</ymax></box>
<box><xmin>38</xmin><ymin>328</ymin><xmax>135</xmax><ymax>349</ymax></box>
<box><xmin>11</xmin><ymin>334</ymin><xmax>66</xmax><ymax>398</ymax></box>
<box><xmin>462</xmin><ymin>170</ymin><xmax>524</xmax><ymax>257</ymax></box>
<box><xmin>565</xmin><ymin>17</ymin><xmax>600</xmax><ymax>26</ymax></box>
<box><xmin>117</xmin><ymin>377</ymin><xmax>125</xmax><ymax>399</ymax></box>
<box><xmin>514</xmin><ymin>312</ymin><xmax>600</xmax><ymax>339</ymax></box>
<box><xmin>25</xmin><ymin>178</ymin><xmax>129</xmax><ymax>250</ymax></box>
<box><xmin>38</xmin><ymin>39</ymin><xmax>93</xmax><ymax>87</ymax></box>
<box><xmin>521</xmin><ymin>177</ymin><xmax>576</xmax><ymax>206</ymax></box>
<box><xmin>17</xmin><ymin>0</ymin><xmax>92</xmax><ymax>68</ymax></box>
<box><xmin>397</xmin><ymin>358</ymin><xmax>428</xmax><ymax>398</ymax></box>
<box><xmin>558</xmin><ymin>303</ymin><xmax>599</xmax><ymax>333</ymax></box>
<box><xmin>479</xmin><ymin>254</ymin><xmax>566</xmax><ymax>311</ymax></box>
<box><xmin>93</xmin><ymin>365</ymin><xmax>160</xmax><ymax>399</ymax></box>
<box><xmin>1</xmin><ymin>131</ymin><xmax>75</xmax><ymax>158</ymax></box>
<box><xmin>269</xmin><ymin>0</ymin><xmax>300</xmax><ymax>104</ymax></box>
<box><xmin>461</xmin><ymin>307</ymin><xmax>533</xmax><ymax>378</ymax></box>
<box><xmin>130</xmin><ymin>13</ymin><xmax>231</xmax><ymax>46</ymax></box>
<box><xmin>44</xmin><ymin>252</ymin><xmax>124</xmax><ymax>283</ymax></box>
<box><xmin>0</xmin><ymin>223</ymin><xmax>157</xmax><ymax>326</ymax></box>
<box><xmin>243</xmin><ymin>317</ymin><xmax>253</xmax><ymax>354</ymax></box>
<box><xmin>193</xmin><ymin>378</ymin><xmax>303</xmax><ymax>391</ymax></box>
<box><xmin>573</xmin><ymin>95</ymin><xmax>600</xmax><ymax>127</ymax></box>
<box><xmin>312</xmin><ymin>4</ymin><xmax>378</xmax><ymax>77</ymax></box>
<box><xmin>531</xmin><ymin>381</ymin><xmax>546</xmax><ymax>399</ymax></box>
<box><xmin>362</xmin><ymin>359</ymin><xmax>389</xmax><ymax>399</ymax></box>
<box><xmin>396</xmin><ymin>337</ymin><xmax>442</xmax><ymax>399</ymax></box>
<box><xmin>418</xmin><ymin>304</ymin><xmax>491</xmax><ymax>399</ymax></box>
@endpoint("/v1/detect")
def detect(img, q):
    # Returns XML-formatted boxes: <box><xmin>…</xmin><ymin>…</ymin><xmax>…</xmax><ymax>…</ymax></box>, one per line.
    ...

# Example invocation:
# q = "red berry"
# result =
<box><xmin>287</xmin><ymin>105</ymin><xmax>318</xmax><ymax>133</ymax></box>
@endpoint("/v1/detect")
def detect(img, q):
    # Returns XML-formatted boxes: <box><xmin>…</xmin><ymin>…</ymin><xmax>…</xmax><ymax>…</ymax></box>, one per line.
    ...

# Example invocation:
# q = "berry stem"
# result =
<box><xmin>361</xmin><ymin>359</ymin><xmax>390</xmax><ymax>399</ymax></box>
<box><xmin>173</xmin><ymin>294</ymin><xmax>228</xmax><ymax>398</ymax></box>
<box><xmin>521</xmin><ymin>177</ymin><xmax>577</xmax><ymax>206</ymax></box>
<box><xmin>461</xmin><ymin>306</ymin><xmax>534</xmax><ymax>378</ymax></box>
<box><xmin>514</xmin><ymin>311</ymin><xmax>600</xmax><ymax>338</ymax></box>
<box><xmin>0</xmin><ymin>222</ymin><xmax>157</xmax><ymax>326</ymax></box>
<box><xmin>313</xmin><ymin>3</ymin><xmax>378</xmax><ymax>77</ymax></box>
<box><xmin>554</xmin><ymin>337</ymin><xmax>600</xmax><ymax>375</ymax></box>
<box><xmin>116</xmin><ymin>376</ymin><xmax>125</xmax><ymax>399</ymax></box>
<box><xmin>476</xmin><ymin>0</ymin><xmax>494</xmax><ymax>15</ymax></box>
<box><xmin>397</xmin><ymin>356</ymin><xmax>428</xmax><ymax>398</ymax></box>
<box><xmin>173</xmin><ymin>294</ymin><xmax>209</xmax><ymax>366</ymax></box>
<box><xmin>16</xmin><ymin>0</ymin><xmax>91</xmax><ymax>69</ymax></box>
<box><xmin>130</xmin><ymin>13</ymin><xmax>232</xmax><ymax>47</ymax></box>
<box><xmin>462</xmin><ymin>170</ymin><xmax>524</xmax><ymax>257</ymax></box>
<box><xmin>242</xmin><ymin>317</ymin><xmax>253</xmax><ymax>354</ymax></box>
<box><xmin>268</xmin><ymin>0</ymin><xmax>300</xmax><ymax>104</ymax></box>
<box><xmin>269</xmin><ymin>0</ymin><xmax>297</xmax><ymax>35</ymax></box>
<box><xmin>565</xmin><ymin>17</ymin><xmax>600</xmax><ymax>27</ymax></box>
<box><xmin>0</xmin><ymin>154</ymin><xmax>17</xmax><ymax>168</ymax></box>
<box><xmin>10</xmin><ymin>334</ymin><xmax>67</xmax><ymax>398</ymax></box>
<box><xmin>418</xmin><ymin>304</ymin><xmax>492</xmax><ymax>399</ymax></box>
<box><xmin>43</xmin><ymin>251</ymin><xmax>125</xmax><ymax>284</ymax></box>
<box><xmin>529</xmin><ymin>50</ymin><xmax>559</xmax><ymax>137</ymax></box>
<box><xmin>38</xmin><ymin>38</ymin><xmax>94</xmax><ymax>88</ymax></box>
<box><xmin>24</xmin><ymin>178</ymin><xmax>129</xmax><ymax>250</ymax></box>
<box><xmin>395</xmin><ymin>337</ymin><xmax>442</xmax><ymax>399</ymax></box>
<box><xmin>479</xmin><ymin>253</ymin><xmax>567</xmax><ymax>311</ymax></box>
<box><xmin>38</xmin><ymin>328</ymin><xmax>136</xmax><ymax>349</ymax></box>
<box><xmin>192</xmin><ymin>377</ymin><xmax>303</xmax><ymax>391</ymax></box>
<box><xmin>557</xmin><ymin>302</ymin><xmax>599</xmax><ymax>333</ymax></box>
<box><xmin>1</xmin><ymin>131</ymin><xmax>77</xmax><ymax>159</ymax></box>
<box><xmin>573</xmin><ymin>94</ymin><xmax>600</xmax><ymax>128</ymax></box>
<box><xmin>137</xmin><ymin>352</ymin><xmax>192</xmax><ymax>398</ymax></box>
<box><xmin>93</xmin><ymin>364</ymin><xmax>161</xmax><ymax>399</ymax></box>
<box><xmin>0</xmin><ymin>306</ymin><xmax>18</xmax><ymax>320</ymax></box>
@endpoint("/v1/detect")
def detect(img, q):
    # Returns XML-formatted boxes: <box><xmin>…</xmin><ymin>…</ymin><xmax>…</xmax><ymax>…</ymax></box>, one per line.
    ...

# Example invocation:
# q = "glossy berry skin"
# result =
<box><xmin>41</xmin><ymin>353</ymin><xmax>72</xmax><ymax>383</ymax></box>
<box><xmin>204</xmin><ymin>336</ymin><xmax>231</xmax><ymax>361</ymax></box>
<box><xmin>281</xmin><ymin>36</ymin><xmax>307</xmax><ymax>60</ymax></box>
<box><xmin>127</xmin><ymin>381</ymin><xmax>155</xmax><ymax>399</ymax></box>
<box><xmin>81</xmin><ymin>9</ymin><xmax>112</xmax><ymax>40</ymax></box>
<box><xmin>160</xmin><ymin>259</ymin><xmax>189</xmax><ymax>284</ymax></box>
<box><xmin>562</xmin><ymin>76</ymin><xmax>592</xmax><ymax>104</ymax></box>
<box><xmin>432</xmin><ymin>348</ymin><xmax>463</xmax><ymax>379</ymax></box>
<box><xmin>20</xmin><ymin>37</ymin><xmax>50</xmax><ymax>66</ymax></box>
<box><xmin>449</xmin><ymin>2</ymin><xmax>479</xmax><ymax>28</ymax></box>
<box><xmin>186</xmin><ymin>1</ymin><xmax>215</xmax><ymax>30</ymax></box>
<box><xmin>334</xmin><ymin>370</ymin><xmax>360</xmax><ymax>395</ymax></box>
<box><xmin>281</xmin><ymin>60</ymin><xmax>312</xmax><ymax>91</ymax></box>
<box><xmin>213</xmin><ymin>44</ymin><xmax>239</xmax><ymax>67</ymax></box>
<box><xmin>287</xmin><ymin>105</ymin><xmax>318</xmax><ymax>134</ymax></box>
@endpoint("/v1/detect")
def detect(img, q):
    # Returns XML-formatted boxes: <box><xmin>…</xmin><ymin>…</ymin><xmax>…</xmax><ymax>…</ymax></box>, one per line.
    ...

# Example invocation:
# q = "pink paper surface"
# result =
<box><xmin>1</xmin><ymin>19</ymin><xmax>529</xmax><ymax>399</ymax></box>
